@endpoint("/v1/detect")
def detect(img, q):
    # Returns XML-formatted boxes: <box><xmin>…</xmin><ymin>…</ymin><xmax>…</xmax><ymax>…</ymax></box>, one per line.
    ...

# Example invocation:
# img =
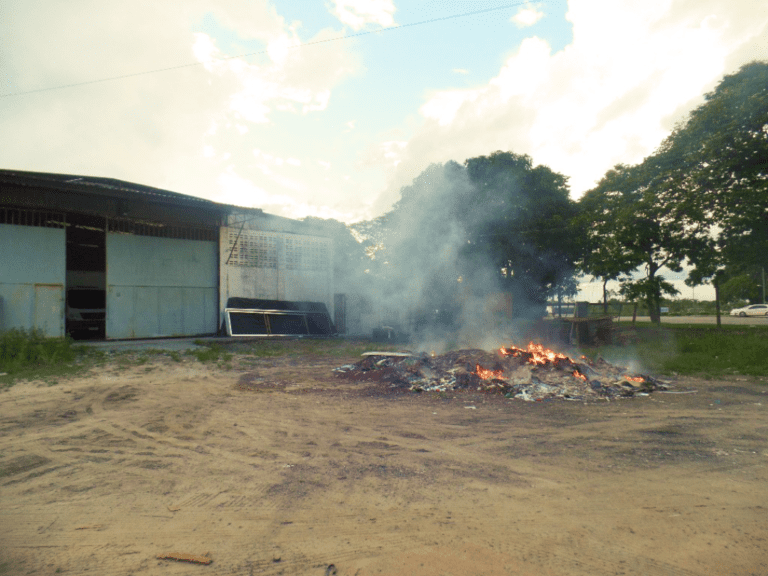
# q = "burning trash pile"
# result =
<box><xmin>333</xmin><ymin>343</ymin><xmax>670</xmax><ymax>402</ymax></box>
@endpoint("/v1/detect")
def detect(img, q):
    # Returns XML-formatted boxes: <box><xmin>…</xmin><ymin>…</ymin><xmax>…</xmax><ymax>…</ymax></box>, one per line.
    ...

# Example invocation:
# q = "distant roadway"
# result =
<box><xmin>622</xmin><ymin>315</ymin><xmax>768</xmax><ymax>326</ymax></box>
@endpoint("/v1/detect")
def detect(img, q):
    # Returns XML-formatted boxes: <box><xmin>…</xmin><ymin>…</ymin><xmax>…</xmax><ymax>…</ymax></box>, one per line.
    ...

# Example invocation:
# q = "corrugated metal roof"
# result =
<box><xmin>0</xmin><ymin>169</ymin><xmax>331</xmax><ymax>236</ymax></box>
<box><xmin>0</xmin><ymin>169</ymin><xmax>225</xmax><ymax>210</ymax></box>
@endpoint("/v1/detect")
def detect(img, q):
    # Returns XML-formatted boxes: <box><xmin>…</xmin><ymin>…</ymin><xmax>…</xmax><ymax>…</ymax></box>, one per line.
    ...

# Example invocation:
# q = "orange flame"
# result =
<box><xmin>501</xmin><ymin>342</ymin><xmax>569</xmax><ymax>365</ymax></box>
<box><xmin>572</xmin><ymin>370</ymin><xmax>587</xmax><ymax>381</ymax></box>
<box><xmin>623</xmin><ymin>375</ymin><xmax>645</xmax><ymax>383</ymax></box>
<box><xmin>475</xmin><ymin>364</ymin><xmax>504</xmax><ymax>380</ymax></box>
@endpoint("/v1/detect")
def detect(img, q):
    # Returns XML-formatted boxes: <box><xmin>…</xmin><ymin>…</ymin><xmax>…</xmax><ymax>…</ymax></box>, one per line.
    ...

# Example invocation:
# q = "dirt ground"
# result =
<box><xmin>1</xmin><ymin>344</ymin><xmax>767</xmax><ymax>576</ymax></box>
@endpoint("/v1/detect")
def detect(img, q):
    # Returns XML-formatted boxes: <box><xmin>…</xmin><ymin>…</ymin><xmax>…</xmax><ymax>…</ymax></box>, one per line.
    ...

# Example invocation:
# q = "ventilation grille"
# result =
<box><xmin>0</xmin><ymin>207</ymin><xmax>66</xmax><ymax>228</ymax></box>
<box><xmin>227</xmin><ymin>230</ymin><xmax>331</xmax><ymax>270</ymax></box>
<box><xmin>108</xmin><ymin>218</ymin><xmax>217</xmax><ymax>241</ymax></box>
<box><xmin>227</xmin><ymin>230</ymin><xmax>278</xmax><ymax>268</ymax></box>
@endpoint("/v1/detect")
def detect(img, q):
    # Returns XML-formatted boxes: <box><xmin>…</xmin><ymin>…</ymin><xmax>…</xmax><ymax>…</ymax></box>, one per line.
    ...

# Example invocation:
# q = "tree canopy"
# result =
<box><xmin>577</xmin><ymin>60</ymin><xmax>768</xmax><ymax>323</ymax></box>
<box><xmin>363</xmin><ymin>152</ymin><xmax>578</xmax><ymax>328</ymax></box>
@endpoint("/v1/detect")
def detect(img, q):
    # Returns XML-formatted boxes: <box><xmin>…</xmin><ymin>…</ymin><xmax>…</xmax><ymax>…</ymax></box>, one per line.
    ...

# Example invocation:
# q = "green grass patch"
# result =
<box><xmin>586</xmin><ymin>324</ymin><xmax>768</xmax><ymax>378</ymax></box>
<box><xmin>0</xmin><ymin>328</ymin><xmax>109</xmax><ymax>388</ymax></box>
<box><xmin>662</xmin><ymin>326</ymin><xmax>768</xmax><ymax>377</ymax></box>
<box><xmin>187</xmin><ymin>344</ymin><xmax>233</xmax><ymax>363</ymax></box>
<box><xmin>0</xmin><ymin>328</ymin><xmax>76</xmax><ymax>371</ymax></box>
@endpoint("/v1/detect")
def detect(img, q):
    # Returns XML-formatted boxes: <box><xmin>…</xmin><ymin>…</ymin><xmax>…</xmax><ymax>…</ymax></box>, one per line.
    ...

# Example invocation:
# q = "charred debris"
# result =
<box><xmin>334</xmin><ymin>343</ymin><xmax>670</xmax><ymax>402</ymax></box>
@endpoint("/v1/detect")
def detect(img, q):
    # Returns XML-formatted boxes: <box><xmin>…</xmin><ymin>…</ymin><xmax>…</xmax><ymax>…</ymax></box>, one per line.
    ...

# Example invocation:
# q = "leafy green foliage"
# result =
<box><xmin>577</xmin><ymin>163</ymin><xmax>689</xmax><ymax>323</ymax></box>
<box><xmin>370</xmin><ymin>152</ymin><xmax>579</xmax><ymax>327</ymax></box>
<box><xmin>660</xmin><ymin>61</ymin><xmax>768</xmax><ymax>294</ymax></box>
<box><xmin>464</xmin><ymin>152</ymin><xmax>579</xmax><ymax>315</ymax></box>
<box><xmin>301</xmin><ymin>216</ymin><xmax>372</xmax><ymax>293</ymax></box>
<box><xmin>0</xmin><ymin>328</ymin><xmax>77</xmax><ymax>373</ymax></box>
<box><xmin>577</xmin><ymin>61</ymin><xmax>768</xmax><ymax>323</ymax></box>
<box><xmin>719</xmin><ymin>270</ymin><xmax>764</xmax><ymax>305</ymax></box>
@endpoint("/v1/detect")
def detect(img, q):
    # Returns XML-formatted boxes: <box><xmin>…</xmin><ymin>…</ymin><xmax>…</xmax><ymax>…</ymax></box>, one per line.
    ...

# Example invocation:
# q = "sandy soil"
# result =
<box><xmin>1</xmin><ymin>345</ymin><xmax>767</xmax><ymax>576</ymax></box>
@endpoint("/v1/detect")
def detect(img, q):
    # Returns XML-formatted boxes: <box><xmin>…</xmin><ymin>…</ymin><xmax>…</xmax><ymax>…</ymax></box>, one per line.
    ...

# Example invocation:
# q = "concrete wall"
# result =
<box><xmin>219</xmin><ymin>218</ymin><xmax>333</xmax><ymax>322</ymax></box>
<box><xmin>0</xmin><ymin>224</ymin><xmax>65</xmax><ymax>336</ymax></box>
<box><xmin>106</xmin><ymin>234</ymin><xmax>218</xmax><ymax>338</ymax></box>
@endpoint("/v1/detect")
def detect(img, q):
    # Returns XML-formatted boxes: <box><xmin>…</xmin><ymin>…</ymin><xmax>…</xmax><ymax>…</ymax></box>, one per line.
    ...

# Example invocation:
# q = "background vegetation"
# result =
<box><xmin>318</xmin><ymin>61</ymin><xmax>767</xmax><ymax>328</ymax></box>
<box><xmin>1</xmin><ymin>329</ymin><xmax>765</xmax><ymax>390</ymax></box>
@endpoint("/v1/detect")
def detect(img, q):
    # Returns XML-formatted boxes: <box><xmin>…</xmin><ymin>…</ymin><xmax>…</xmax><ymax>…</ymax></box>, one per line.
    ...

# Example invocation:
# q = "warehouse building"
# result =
<box><xmin>0</xmin><ymin>169</ymin><xmax>334</xmax><ymax>339</ymax></box>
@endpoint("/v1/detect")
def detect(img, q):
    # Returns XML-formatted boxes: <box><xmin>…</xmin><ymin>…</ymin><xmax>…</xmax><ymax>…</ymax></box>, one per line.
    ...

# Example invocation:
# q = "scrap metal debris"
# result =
<box><xmin>334</xmin><ymin>343</ymin><xmax>670</xmax><ymax>402</ymax></box>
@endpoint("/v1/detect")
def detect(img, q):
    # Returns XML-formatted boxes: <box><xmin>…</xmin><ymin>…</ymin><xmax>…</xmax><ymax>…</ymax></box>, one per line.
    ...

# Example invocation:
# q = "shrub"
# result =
<box><xmin>0</xmin><ymin>328</ymin><xmax>77</xmax><ymax>373</ymax></box>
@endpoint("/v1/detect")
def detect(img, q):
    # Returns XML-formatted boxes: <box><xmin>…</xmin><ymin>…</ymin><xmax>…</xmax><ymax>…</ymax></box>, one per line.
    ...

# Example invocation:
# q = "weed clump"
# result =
<box><xmin>188</xmin><ymin>344</ymin><xmax>233</xmax><ymax>364</ymax></box>
<box><xmin>0</xmin><ymin>328</ymin><xmax>77</xmax><ymax>374</ymax></box>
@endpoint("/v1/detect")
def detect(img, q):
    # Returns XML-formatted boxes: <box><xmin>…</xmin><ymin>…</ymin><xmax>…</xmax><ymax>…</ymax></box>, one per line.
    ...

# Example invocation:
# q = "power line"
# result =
<box><xmin>1</xmin><ymin>2</ymin><xmax>531</xmax><ymax>98</ymax></box>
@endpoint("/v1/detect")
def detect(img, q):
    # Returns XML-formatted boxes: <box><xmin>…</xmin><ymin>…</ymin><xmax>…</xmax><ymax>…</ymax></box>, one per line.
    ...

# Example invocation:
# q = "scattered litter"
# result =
<box><xmin>332</xmin><ymin>364</ymin><xmax>357</xmax><ymax>373</ymax></box>
<box><xmin>325</xmin><ymin>564</ymin><xmax>338</xmax><ymax>576</ymax></box>
<box><xmin>464</xmin><ymin>405</ymin><xmax>477</xmax><ymax>410</ymax></box>
<box><xmin>167</xmin><ymin>506</ymin><xmax>181</xmax><ymax>512</ymax></box>
<box><xmin>335</xmin><ymin>343</ymin><xmax>671</xmax><ymax>402</ymax></box>
<box><xmin>157</xmin><ymin>552</ymin><xmax>212</xmax><ymax>565</ymax></box>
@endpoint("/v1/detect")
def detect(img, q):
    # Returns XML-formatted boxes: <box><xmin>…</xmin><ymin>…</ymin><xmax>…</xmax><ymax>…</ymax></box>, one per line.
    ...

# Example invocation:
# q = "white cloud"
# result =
<box><xmin>251</xmin><ymin>149</ymin><xmax>306</xmax><ymax>192</ymax></box>
<box><xmin>452</xmin><ymin>68</ymin><xmax>470</xmax><ymax>75</ymax></box>
<box><xmin>332</xmin><ymin>0</ymin><xmax>396</xmax><ymax>30</ymax></box>
<box><xmin>380</xmin><ymin>141</ymin><xmax>407</xmax><ymax>166</ymax></box>
<box><xmin>361</xmin><ymin>140</ymin><xmax>408</xmax><ymax>168</ymax></box>
<box><xmin>217</xmin><ymin>168</ymin><xmax>297</xmax><ymax>210</ymax></box>
<box><xmin>512</xmin><ymin>6</ymin><xmax>545</xmax><ymax>27</ymax></box>
<box><xmin>192</xmin><ymin>26</ymin><xmax>356</xmax><ymax>124</ymax></box>
<box><xmin>379</xmin><ymin>0</ymin><xmax>768</xmax><ymax>211</ymax></box>
<box><xmin>317</xmin><ymin>160</ymin><xmax>332</xmax><ymax>170</ymax></box>
<box><xmin>0</xmin><ymin>0</ymin><xmax>365</xmax><ymax>222</ymax></box>
<box><xmin>218</xmin><ymin>168</ymin><xmax>361</xmax><ymax>221</ymax></box>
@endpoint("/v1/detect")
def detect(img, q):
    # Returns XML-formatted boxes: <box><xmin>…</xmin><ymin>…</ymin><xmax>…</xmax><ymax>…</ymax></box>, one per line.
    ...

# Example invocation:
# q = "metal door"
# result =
<box><xmin>106</xmin><ymin>234</ymin><xmax>217</xmax><ymax>338</ymax></box>
<box><xmin>0</xmin><ymin>223</ymin><xmax>65</xmax><ymax>336</ymax></box>
<box><xmin>34</xmin><ymin>284</ymin><xmax>64</xmax><ymax>337</ymax></box>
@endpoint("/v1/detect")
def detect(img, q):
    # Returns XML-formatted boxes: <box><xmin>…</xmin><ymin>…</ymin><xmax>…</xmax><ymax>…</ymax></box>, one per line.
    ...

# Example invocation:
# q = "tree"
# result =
<box><xmin>301</xmin><ymin>216</ymin><xmax>370</xmax><ymax>291</ymax></box>
<box><xmin>719</xmin><ymin>269</ymin><xmax>764</xmax><ymax>305</ymax></box>
<box><xmin>575</xmin><ymin>174</ymin><xmax>638</xmax><ymax>314</ymax></box>
<box><xmin>362</xmin><ymin>152</ymin><xmax>580</xmax><ymax>333</ymax></box>
<box><xmin>463</xmin><ymin>151</ymin><xmax>579</xmax><ymax>317</ymax></box>
<box><xmin>653</xmin><ymin>61</ymin><xmax>768</xmax><ymax>302</ymax></box>
<box><xmin>578</xmin><ymin>163</ymin><xmax>697</xmax><ymax>324</ymax></box>
<box><xmin>373</xmin><ymin>161</ymin><xmax>473</xmax><ymax>330</ymax></box>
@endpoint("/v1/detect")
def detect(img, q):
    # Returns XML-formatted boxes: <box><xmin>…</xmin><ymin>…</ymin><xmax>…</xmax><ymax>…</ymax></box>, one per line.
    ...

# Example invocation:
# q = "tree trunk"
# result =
<box><xmin>647</xmin><ymin>269</ymin><xmax>662</xmax><ymax>324</ymax></box>
<box><xmin>632</xmin><ymin>302</ymin><xmax>638</xmax><ymax>325</ymax></box>
<box><xmin>648</xmin><ymin>294</ymin><xmax>661</xmax><ymax>324</ymax></box>
<box><xmin>602</xmin><ymin>278</ymin><xmax>608</xmax><ymax>314</ymax></box>
<box><xmin>714</xmin><ymin>277</ymin><xmax>721</xmax><ymax>328</ymax></box>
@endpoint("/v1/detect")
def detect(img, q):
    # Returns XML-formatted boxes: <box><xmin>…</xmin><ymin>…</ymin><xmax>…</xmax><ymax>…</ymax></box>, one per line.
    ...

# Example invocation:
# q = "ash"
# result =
<box><xmin>333</xmin><ymin>346</ymin><xmax>670</xmax><ymax>402</ymax></box>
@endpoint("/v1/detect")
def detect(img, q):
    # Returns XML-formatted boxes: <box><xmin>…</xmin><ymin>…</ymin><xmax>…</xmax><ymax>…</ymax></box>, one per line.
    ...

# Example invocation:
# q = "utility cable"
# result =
<box><xmin>1</xmin><ymin>2</ymin><xmax>531</xmax><ymax>98</ymax></box>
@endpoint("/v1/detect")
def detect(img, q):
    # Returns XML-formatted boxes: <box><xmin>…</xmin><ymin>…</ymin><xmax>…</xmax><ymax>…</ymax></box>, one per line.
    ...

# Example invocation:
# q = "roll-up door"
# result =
<box><xmin>106</xmin><ymin>234</ymin><xmax>217</xmax><ymax>338</ymax></box>
<box><xmin>0</xmin><ymin>221</ymin><xmax>65</xmax><ymax>337</ymax></box>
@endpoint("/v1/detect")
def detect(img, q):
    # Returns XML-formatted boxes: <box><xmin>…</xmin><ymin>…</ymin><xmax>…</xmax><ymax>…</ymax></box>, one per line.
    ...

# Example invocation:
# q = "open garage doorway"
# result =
<box><xmin>66</xmin><ymin>214</ymin><xmax>106</xmax><ymax>339</ymax></box>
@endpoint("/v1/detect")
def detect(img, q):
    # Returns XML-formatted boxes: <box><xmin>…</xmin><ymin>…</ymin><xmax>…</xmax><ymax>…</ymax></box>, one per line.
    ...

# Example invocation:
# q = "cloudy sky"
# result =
<box><xmin>2</xmin><ymin>0</ymin><xmax>767</xmax><ymax>226</ymax></box>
